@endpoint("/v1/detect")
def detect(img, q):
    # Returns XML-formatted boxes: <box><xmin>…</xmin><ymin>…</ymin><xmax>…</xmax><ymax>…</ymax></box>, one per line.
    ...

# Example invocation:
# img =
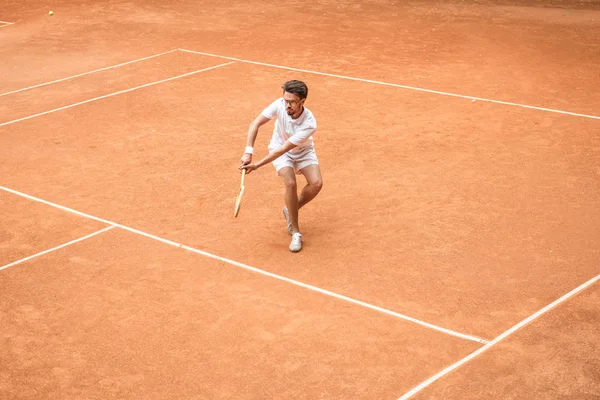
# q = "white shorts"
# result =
<box><xmin>268</xmin><ymin>144</ymin><xmax>319</xmax><ymax>175</ymax></box>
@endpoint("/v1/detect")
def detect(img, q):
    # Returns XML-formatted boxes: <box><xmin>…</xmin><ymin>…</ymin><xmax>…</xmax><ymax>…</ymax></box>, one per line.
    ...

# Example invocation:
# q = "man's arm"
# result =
<box><xmin>241</xmin><ymin>114</ymin><xmax>271</xmax><ymax>166</ymax></box>
<box><xmin>241</xmin><ymin>140</ymin><xmax>297</xmax><ymax>173</ymax></box>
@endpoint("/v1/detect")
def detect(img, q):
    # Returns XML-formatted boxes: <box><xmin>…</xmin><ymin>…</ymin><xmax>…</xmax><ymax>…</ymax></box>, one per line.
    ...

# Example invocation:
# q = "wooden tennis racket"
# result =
<box><xmin>234</xmin><ymin>168</ymin><xmax>246</xmax><ymax>217</ymax></box>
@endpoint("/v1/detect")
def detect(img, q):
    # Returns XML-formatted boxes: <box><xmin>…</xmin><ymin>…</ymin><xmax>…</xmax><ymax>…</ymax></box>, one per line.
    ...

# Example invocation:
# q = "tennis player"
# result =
<box><xmin>239</xmin><ymin>80</ymin><xmax>323</xmax><ymax>253</ymax></box>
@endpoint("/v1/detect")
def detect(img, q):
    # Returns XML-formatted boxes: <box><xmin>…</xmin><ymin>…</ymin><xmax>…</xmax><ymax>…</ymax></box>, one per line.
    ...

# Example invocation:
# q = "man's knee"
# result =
<box><xmin>282</xmin><ymin>175</ymin><xmax>297</xmax><ymax>191</ymax></box>
<box><xmin>302</xmin><ymin>165</ymin><xmax>323</xmax><ymax>192</ymax></box>
<box><xmin>308</xmin><ymin>175</ymin><xmax>323</xmax><ymax>192</ymax></box>
<box><xmin>312</xmin><ymin>177</ymin><xmax>323</xmax><ymax>191</ymax></box>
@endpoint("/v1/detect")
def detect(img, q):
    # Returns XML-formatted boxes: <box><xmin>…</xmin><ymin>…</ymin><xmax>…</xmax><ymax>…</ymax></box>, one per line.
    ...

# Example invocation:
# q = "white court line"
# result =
<box><xmin>0</xmin><ymin>49</ymin><xmax>178</xmax><ymax>98</ymax></box>
<box><xmin>0</xmin><ymin>61</ymin><xmax>235</xmax><ymax>127</ymax></box>
<box><xmin>0</xmin><ymin>184</ymin><xmax>489</xmax><ymax>345</ymax></box>
<box><xmin>0</xmin><ymin>21</ymin><xmax>14</xmax><ymax>28</ymax></box>
<box><xmin>397</xmin><ymin>273</ymin><xmax>600</xmax><ymax>399</ymax></box>
<box><xmin>179</xmin><ymin>48</ymin><xmax>600</xmax><ymax>121</ymax></box>
<box><xmin>0</xmin><ymin>225</ymin><xmax>115</xmax><ymax>271</ymax></box>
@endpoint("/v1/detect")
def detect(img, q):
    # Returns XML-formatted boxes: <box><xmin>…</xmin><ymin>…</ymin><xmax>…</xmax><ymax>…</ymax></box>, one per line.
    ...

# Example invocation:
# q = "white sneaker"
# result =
<box><xmin>289</xmin><ymin>232</ymin><xmax>302</xmax><ymax>253</ymax></box>
<box><xmin>282</xmin><ymin>207</ymin><xmax>293</xmax><ymax>236</ymax></box>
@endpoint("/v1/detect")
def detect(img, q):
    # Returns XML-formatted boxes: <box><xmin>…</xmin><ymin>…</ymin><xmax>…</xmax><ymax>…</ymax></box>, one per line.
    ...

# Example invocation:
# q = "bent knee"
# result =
<box><xmin>311</xmin><ymin>178</ymin><xmax>323</xmax><ymax>191</ymax></box>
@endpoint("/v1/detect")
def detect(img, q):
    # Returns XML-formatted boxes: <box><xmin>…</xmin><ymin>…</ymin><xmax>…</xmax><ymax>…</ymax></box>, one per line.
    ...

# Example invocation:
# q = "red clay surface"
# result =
<box><xmin>1</xmin><ymin>0</ymin><xmax>599</xmax><ymax>399</ymax></box>
<box><xmin>0</xmin><ymin>51</ymin><xmax>224</xmax><ymax>124</ymax></box>
<box><xmin>0</xmin><ymin>192</ymin><xmax>106</xmax><ymax>265</ymax></box>
<box><xmin>1</xmin><ymin>60</ymin><xmax>597</xmax><ymax>338</ymax></box>
<box><xmin>1</xmin><ymin>228</ymin><xmax>480</xmax><ymax>399</ymax></box>
<box><xmin>420</xmin><ymin>285</ymin><xmax>600</xmax><ymax>399</ymax></box>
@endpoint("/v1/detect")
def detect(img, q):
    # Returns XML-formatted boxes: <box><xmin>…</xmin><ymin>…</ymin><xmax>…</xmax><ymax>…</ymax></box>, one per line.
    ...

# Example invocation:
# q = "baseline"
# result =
<box><xmin>0</xmin><ymin>184</ymin><xmax>489</xmax><ymax>345</ymax></box>
<box><xmin>179</xmin><ymin>48</ymin><xmax>600</xmax><ymax>120</ymax></box>
<box><xmin>397</xmin><ymin>273</ymin><xmax>600</xmax><ymax>399</ymax></box>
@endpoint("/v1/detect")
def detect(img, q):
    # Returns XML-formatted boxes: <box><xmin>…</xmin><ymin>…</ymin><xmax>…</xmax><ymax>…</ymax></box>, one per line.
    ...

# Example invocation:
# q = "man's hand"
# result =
<box><xmin>240</xmin><ymin>153</ymin><xmax>252</xmax><ymax>166</ymax></box>
<box><xmin>239</xmin><ymin>163</ymin><xmax>257</xmax><ymax>174</ymax></box>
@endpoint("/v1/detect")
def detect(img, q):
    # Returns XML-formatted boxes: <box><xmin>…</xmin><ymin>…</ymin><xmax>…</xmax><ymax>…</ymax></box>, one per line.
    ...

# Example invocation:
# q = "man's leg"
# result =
<box><xmin>278</xmin><ymin>167</ymin><xmax>300</xmax><ymax>234</ymax></box>
<box><xmin>298</xmin><ymin>164</ymin><xmax>323</xmax><ymax>209</ymax></box>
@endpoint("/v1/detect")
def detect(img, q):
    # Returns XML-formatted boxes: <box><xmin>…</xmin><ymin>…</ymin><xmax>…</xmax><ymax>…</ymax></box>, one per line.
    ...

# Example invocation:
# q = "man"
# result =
<box><xmin>239</xmin><ymin>80</ymin><xmax>323</xmax><ymax>253</ymax></box>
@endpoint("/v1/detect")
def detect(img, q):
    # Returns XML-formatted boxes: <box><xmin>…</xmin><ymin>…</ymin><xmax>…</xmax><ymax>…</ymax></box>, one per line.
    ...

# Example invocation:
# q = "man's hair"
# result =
<box><xmin>282</xmin><ymin>80</ymin><xmax>308</xmax><ymax>99</ymax></box>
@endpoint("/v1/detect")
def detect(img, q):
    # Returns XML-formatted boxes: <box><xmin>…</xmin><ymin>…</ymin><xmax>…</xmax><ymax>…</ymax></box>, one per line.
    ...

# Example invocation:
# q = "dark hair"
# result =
<box><xmin>282</xmin><ymin>80</ymin><xmax>308</xmax><ymax>99</ymax></box>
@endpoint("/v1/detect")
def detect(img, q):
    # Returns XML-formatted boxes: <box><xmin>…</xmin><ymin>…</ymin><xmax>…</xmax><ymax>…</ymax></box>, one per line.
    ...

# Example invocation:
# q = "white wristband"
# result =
<box><xmin>244</xmin><ymin>146</ymin><xmax>254</xmax><ymax>154</ymax></box>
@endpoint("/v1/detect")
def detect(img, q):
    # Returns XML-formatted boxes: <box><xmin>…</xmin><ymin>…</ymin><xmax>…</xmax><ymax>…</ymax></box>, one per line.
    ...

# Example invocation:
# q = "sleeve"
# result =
<box><xmin>261</xmin><ymin>98</ymin><xmax>282</xmax><ymax>119</ymax></box>
<box><xmin>289</xmin><ymin>117</ymin><xmax>317</xmax><ymax>146</ymax></box>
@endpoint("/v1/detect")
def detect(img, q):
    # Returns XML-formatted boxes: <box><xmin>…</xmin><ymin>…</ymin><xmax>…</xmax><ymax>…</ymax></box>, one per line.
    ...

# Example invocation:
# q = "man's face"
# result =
<box><xmin>283</xmin><ymin>91</ymin><xmax>305</xmax><ymax>118</ymax></box>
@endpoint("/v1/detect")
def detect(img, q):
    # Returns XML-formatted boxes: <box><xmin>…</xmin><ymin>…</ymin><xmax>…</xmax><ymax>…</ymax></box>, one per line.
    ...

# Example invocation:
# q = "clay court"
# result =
<box><xmin>1</xmin><ymin>1</ymin><xmax>599</xmax><ymax>399</ymax></box>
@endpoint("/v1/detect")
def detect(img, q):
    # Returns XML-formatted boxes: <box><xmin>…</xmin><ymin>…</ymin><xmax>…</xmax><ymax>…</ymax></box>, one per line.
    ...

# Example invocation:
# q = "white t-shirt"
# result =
<box><xmin>261</xmin><ymin>98</ymin><xmax>317</xmax><ymax>154</ymax></box>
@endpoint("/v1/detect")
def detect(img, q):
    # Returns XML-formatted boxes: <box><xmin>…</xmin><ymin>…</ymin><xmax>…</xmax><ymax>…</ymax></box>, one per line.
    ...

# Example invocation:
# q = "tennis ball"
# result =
<box><xmin>49</xmin><ymin>11</ymin><xmax>54</xmax><ymax>16</ymax></box>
